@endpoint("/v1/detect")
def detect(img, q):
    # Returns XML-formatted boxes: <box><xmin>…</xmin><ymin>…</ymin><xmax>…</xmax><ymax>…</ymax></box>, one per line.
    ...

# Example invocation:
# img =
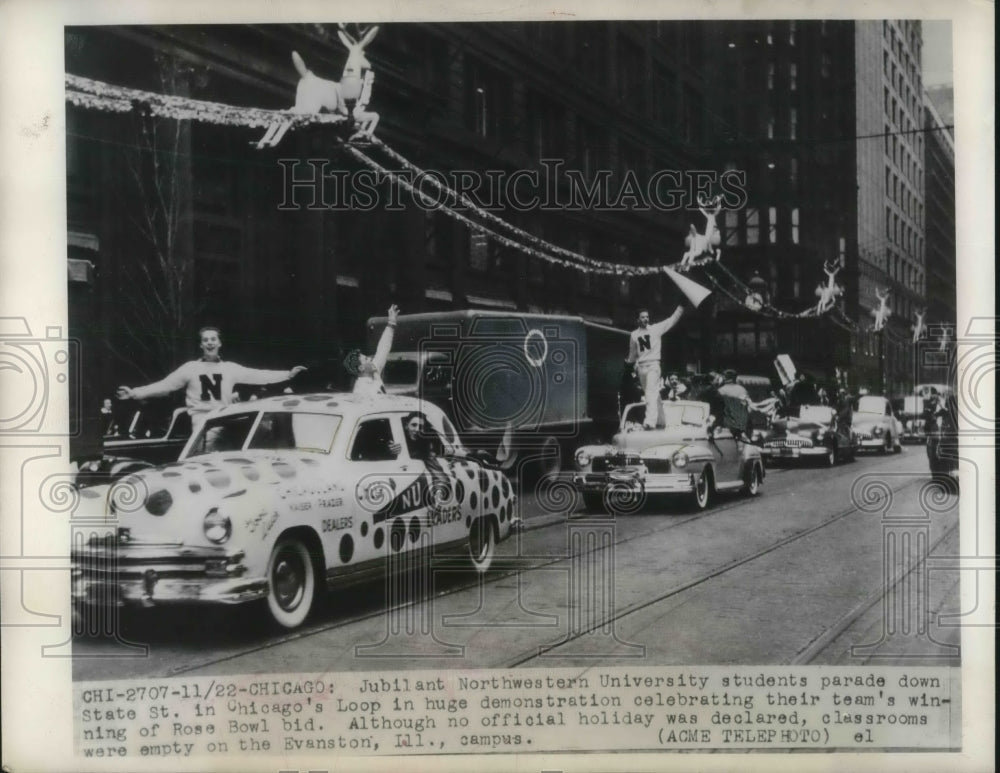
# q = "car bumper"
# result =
<box><xmin>72</xmin><ymin>542</ymin><xmax>265</xmax><ymax>607</ymax></box>
<box><xmin>573</xmin><ymin>470</ymin><xmax>697</xmax><ymax>494</ymax></box>
<box><xmin>761</xmin><ymin>445</ymin><xmax>827</xmax><ymax>459</ymax></box>
<box><xmin>856</xmin><ymin>438</ymin><xmax>888</xmax><ymax>449</ymax></box>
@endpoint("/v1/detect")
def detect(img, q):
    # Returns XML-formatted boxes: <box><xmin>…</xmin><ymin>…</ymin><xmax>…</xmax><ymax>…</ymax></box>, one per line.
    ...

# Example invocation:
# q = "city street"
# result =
<box><xmin>73</xmin><ymin>446</ymin><xmax>961</xmax><ymax>681</ymax></box>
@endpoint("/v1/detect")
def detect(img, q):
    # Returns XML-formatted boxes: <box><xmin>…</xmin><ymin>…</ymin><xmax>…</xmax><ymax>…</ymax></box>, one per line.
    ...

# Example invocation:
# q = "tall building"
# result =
<box><xmin>701</xmin><ymin>19</ymin><xmax>928</xmax><ymax>394</ymax></box>
<box><xmin>65</xmin><ymin>22</ymin><xmax>715</xmax><ymax>395</ymax></box>
<box><xmin>922</xmin><ymin>94</ymin><xmax>956</xmax><ymax>357</ymax></box>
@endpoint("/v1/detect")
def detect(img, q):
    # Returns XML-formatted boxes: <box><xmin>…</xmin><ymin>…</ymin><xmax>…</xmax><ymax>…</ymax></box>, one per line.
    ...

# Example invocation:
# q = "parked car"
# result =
<box><xmin>71</xmin><ymin>393</ymin><xmax>517</xmax><ymax>629</ymax></box>
<box><xmin>851</xmin><ymin>395</ymin><xmax>903</xmax><ymax>454</ymax></box>
<box><xmin>75</xmin><ymin>407</ymin><xmax>193</xmax><ymax>487</ymax></box>
<box><xmin>761</xmin><ymin>404</ymin><xmax>857</xmax><ymax>466</ymax></box>
<box><xmin>571</xmin><ymin>399</ymin><xmax>765</xmax><ymax>512</ymax></box>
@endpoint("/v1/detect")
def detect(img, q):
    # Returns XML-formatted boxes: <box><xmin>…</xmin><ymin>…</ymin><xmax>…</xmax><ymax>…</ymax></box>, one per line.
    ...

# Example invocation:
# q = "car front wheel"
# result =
<box><xmin>691</xmin><ymin>469</ymin><xmax>712</xmax><ymax>511</ymax></box>
<box><xmin>266</xmin><ymin>536</ymin><xmax>316</xmax><ymax>629</ymax></box>
<box><xmin>468</xmin><ymin>516</ymin><xmax>496</xmax><ymax>573</ymax></box>
<box><xmin>743</xmin><ymin>463</ymin><xmax>762</xmax><ymax>496</ymax></box>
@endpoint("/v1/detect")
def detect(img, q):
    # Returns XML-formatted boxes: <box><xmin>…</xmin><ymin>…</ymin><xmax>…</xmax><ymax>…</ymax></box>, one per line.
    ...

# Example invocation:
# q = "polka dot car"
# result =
<box><xmin>71</xmin><ymin>393</ymin><xmax>517</xmax><ymax>629</ymax></box>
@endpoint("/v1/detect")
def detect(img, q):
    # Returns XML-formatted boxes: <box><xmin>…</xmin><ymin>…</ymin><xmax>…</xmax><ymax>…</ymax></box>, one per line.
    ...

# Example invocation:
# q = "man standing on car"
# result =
<box><xmin>626</xmin><ymin>305</ymin><xmax>685</xmax><ymax>429</ymax></box>
<box><xmin>116</xmin><ymin>327</ymin><xmax>306</xmax><ymax>431</ymax></box>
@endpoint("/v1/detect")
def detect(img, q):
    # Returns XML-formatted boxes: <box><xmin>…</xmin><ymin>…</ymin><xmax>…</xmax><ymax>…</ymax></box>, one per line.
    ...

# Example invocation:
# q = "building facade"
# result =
<box><xmin>66</xmin><ymin>20</ymin><xmax>951</xmax><ymax>408</ymax></box>
<box><xmin>66</xmin><ymin>22</ymin><xmax>716</xmax><ymax>399</ymax></box>
<box><xmin>922</xmin><ymin>95</ymin><xmax>956</xmax><ymax>342</ymax></box>
<box><xmin>700</xmin><ymin>19</ymin><xmax>933</xmax><ymax>394</ymax></box>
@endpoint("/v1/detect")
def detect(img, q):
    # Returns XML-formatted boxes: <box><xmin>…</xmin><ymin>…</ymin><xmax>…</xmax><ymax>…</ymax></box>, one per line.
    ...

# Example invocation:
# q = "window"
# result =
<box><xmin>788</xmin><ymin>21</ymin><xmax>796</xmax><ymax>46</ymax></box>
<box><xmin>746</xmin><ymin>208</ymin><xmax>760</xmax><ymax>245</ymax></box>
<box><xmin>789</xmin><ymin>108</ymin><xmax>798</xmax><ymax>140</ymax></box>
<box><xmin>767</xmin><ymin>62</ymin><xmax>775</xmax><ymax>90</ymax></box>
<box><xmin>768</xmin><ymin>206</ymin><xmax>778</xmax><ymax>243</ymax></box>
<box><xmin>791</xmin><ymin>208</ymin><xmax>800</xmax><ymax>244</ymax></box>
<box><xmin>767</xmin><ymin>116</ymin><xmax>775</xmax><ymax>139</ymax></box>
<box><xmin>790</xmin><ymin>63</ymin><xmax>797</xmax><ymax>91</ymax></box>
<box><xmin>349</xmin><ymin>418</ymin><xmax>398</xmax><ymax>462</ymax></box>
<box><xmin>724</xmin><ymin>209</ymin><xmax>740</xmax><ymax>245</ymax></box>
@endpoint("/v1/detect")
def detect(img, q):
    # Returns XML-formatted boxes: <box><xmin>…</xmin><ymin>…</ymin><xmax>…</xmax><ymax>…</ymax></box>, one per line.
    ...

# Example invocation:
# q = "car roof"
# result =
<box><xmin>211</xmin><ymin>392</ymin><xmax>432</xmax><ymax>418</ymax></box>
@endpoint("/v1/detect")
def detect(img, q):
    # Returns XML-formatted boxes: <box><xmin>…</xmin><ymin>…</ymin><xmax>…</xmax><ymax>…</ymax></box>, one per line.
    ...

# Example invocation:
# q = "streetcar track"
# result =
<box><xmin>789</xmin><ymin>518</ymin><xmax>961</xmax><ymax>665</ymax></box>
<box><xmin>157</xmin><ymin>463</ymin><xmax>828</xmax><ymax>675</ymax></box>
<box><xmin>506</xmin><ymin>474</ymin><xmax>926</xmax><ymax>667</ymax></box>
<box><xmin>157</xmin><ymin>460</ymin><xmax>919</xmax><ymax>677</ymax></box>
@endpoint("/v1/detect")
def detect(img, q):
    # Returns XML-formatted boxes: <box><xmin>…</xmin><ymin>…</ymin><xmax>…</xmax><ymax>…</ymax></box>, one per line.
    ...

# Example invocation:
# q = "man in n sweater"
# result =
<box><xmin>625</xmin><ymin>305</ymin><xmax>685</xmax><ymax>429</ymax></box>
<box><xmin>116</xmin><ymin>327</ymin><xmax>306</xmax><ymax>432</ymax></box>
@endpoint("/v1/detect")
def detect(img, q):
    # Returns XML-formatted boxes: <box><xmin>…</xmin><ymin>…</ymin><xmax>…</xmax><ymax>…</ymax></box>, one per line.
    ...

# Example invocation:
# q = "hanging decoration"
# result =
<box><xmin>64</xmin><ymin>69</ymin><xmax>953</xmax><ymax>344</ymax></box>
<box><xmin>66</xmin><ymin>73</ymin><xmax>349</xmax><ymax>130</ymax></box>
<box><xmin>871</xmin><ymin>287</ymin><xmax>892</xmax><ymax>332</ymax></box>
<box><xmin>256</xmin><ymin>24</ymin><xmax>380</xmax><ymax>148</ymax></box>
<box><xmin>813</xmin><ymin>256</ymin><xmax>845</xmax><ymax>314</ymax></box>
<box><xmin>678</xmin><ymin>194</ymin><xmax>722</xmax><ymax>271</ymax></box>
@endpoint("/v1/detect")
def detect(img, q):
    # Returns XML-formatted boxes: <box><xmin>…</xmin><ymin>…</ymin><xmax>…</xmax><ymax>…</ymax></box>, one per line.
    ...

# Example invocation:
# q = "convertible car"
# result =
<box><xmin>71</xmin><ymin>393</ymin><xmax>517</xmax><ymax>629</ymax></box>
<box><xmin>760</xmin><ymin>405</ymin><xmax>857</xmax><ymax>466</ymax></box>
<box><xmin>572</xmin><ymin>399</ymin><xmax>765</xmax><ymax>512</ymax></box>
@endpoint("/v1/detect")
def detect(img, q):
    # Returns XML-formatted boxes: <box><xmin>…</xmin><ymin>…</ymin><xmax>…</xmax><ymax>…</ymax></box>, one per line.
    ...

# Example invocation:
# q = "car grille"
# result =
<box><xmin>593</xmin><ymin>454</ymin><xmax>641</xmax><ymax>472</ymax></box>
<box><xmin>593</xmin><ymin>455</ymin><xmax>670</xmax><ymax>474</ymax></box>
<box><xmin>854</xmin><ymin>432</ymin><xmax>875</xmax><ymax>440</ymax></box>
<box><xmin>765</xmin><ymin>438</ymin><xmax>812</xmax><ymax>448</ymax></box>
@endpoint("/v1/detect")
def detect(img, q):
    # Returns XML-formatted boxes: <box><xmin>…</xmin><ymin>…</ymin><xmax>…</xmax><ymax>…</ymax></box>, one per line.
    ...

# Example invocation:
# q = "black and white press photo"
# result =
<box><xmin>0</xmin><ymin>2</ymin><xmax>993</xmax><ymax>771</ymax></box>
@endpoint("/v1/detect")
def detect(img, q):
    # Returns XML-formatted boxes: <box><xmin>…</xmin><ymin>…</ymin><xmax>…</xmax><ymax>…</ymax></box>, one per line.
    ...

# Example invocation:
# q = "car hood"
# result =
<box><xmin>610</xmin><ymin>427</ymin><xmax>705</xmax><ymax>452</ymax></box>
<box><xmin>851</xmin><ymin>415</ymin><xmax>886</xmax><ymax>429</ymax></box>
<box><xmin>75</xmin><ymin>451</ymin><xmax>338</xmax><ymax>542</ymax></box>
<box><xmin>769</xmin><ymin>417</ymin><xmax>829</xmax><ymax>436</ymax></box>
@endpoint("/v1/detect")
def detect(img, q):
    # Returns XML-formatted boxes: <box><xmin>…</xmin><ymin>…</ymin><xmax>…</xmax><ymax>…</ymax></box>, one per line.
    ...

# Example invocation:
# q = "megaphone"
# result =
<box><xmin>664</xmin><ymin>266</ymin><xmax>712</xmax><ymax>308</ymax></box>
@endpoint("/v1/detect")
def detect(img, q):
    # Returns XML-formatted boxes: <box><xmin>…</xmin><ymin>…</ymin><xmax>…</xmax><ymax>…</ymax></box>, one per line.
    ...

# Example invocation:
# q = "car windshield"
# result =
<box><xmin>622</xmin><ymin>402</ymin><xmax>705</xmax><ymax>430</ymax></box>
<box><xmin>799</xmin><ymin>406</ymin><xmax>834</xmax><ymax>424</ymax></box>
<box><xmin>855</xmin><ymin>396</ymin><xmax>887</xmax><ymax>415</ymax></box>
<box><xmin>185</xmin><ymin>411</ymin><xmax>342</xmax><ymax>457</ymax></box>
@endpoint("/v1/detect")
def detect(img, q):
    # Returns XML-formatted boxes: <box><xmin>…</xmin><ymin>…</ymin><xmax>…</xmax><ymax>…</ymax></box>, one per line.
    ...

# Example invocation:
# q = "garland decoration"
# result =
<box><xmin>65</xmin><ymin>71</ymin><xmax>949</xmax><ymax>345</ymax></box>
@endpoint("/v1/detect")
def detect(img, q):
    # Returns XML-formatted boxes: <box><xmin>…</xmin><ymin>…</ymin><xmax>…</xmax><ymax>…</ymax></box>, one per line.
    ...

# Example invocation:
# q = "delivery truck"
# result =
<box><xmin>366</xmin><ymin>310</ymin><xmax>628</xmax><ymax>477</ymax></box>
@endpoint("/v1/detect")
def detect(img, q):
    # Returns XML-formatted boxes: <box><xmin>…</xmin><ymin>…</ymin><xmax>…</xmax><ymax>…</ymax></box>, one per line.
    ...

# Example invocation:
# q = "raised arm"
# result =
<box><xmin>371</xmin><ymin>304</ymin><xmax>399</xmax><ymax>372</ymax></box>
<box><xmin>651</xmin><ymin>305</ymin><xmax>685</xmax><ymax>336</ymax></box>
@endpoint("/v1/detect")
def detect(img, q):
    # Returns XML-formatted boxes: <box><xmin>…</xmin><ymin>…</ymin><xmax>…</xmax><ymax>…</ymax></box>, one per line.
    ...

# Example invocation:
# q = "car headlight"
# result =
<box><xmin>873</xmin><ymin>425</ymin><xmax>884</xmax><ymax>436</ymax></box>
<box><xmin>672</xmin><ymin>450</ymin><xmax>689</xmax><ymax>468</ymax></box>
<box><xmin>575</xmin><ymin>449</ymin><xmax>592</xmax><ymax>469</ymax></box>
<box><xmin>203</xmin><ymin>507</ymin><xmax>232</xmax><ymax>544</ymax></box>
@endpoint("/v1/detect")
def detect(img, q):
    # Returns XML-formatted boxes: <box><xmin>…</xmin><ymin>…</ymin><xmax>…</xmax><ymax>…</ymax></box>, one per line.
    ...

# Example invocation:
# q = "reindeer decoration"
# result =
<box><xmin>871</xmin><ymin>287</ymin><xmax>891</xmax><ymax>332</ymax></box>
<box><xmin>911</xmin><ymin>308</ymin><xmax>927</xmax><ymax>343</ymax></box>
<box><xmin>257</xmin><ymin>24</ymin><xmax>380</xmax><ymax>149</ymax></box>
<box><xmin>814</xmin><ymin>257</ymin><xmax>844</xmax><ymax>314</ymax></box>
<box><xmin>938</xmin><ymin>325</ymin><xmax>952</xmax><ymax>352</ymax></box>
<box><xmin>679</xmin><ymin>194</ymin><xmax>722</xmax><ymax>271</ymax></box>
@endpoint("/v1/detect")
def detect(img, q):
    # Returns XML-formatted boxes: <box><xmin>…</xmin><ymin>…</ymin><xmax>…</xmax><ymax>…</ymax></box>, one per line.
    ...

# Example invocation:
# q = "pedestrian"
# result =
<box><xmin>345</xmin><ymin>304</ymin><xmax>399</xmax><ymax>395</ymax></box>
<box><xmin>717</xmin><ymin>369</ymin><xmax>752</xmax><ymax>440</ymax></box>
<box><xmin>625</xmin><ymin>305</ymin><xmax>685</xmax><ymax>429</ymax></box>
<box><xmin>717</xmin><ymin>369</ymin><xmax>750</xmax><ymax>402</ymax></box>
<box><xmin>115</xmin><ymin>326</ymin><xmax>306</xmax><ymax>434</ymax></box>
